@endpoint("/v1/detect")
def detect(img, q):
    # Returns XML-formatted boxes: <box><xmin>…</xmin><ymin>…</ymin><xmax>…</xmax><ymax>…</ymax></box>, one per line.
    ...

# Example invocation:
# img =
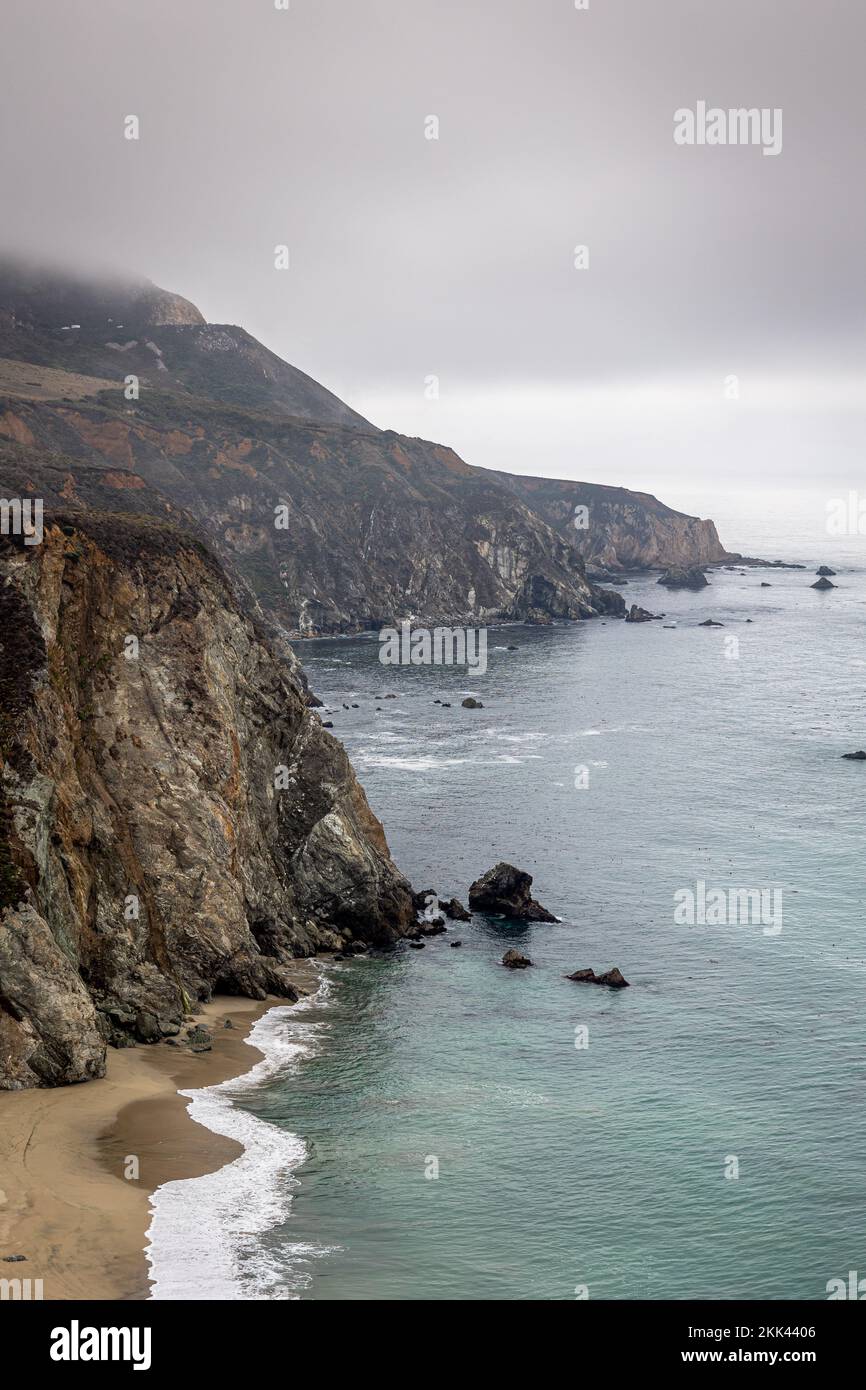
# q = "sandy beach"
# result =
<box><xmin>0</xmin><ymin>967</ymin><xmax>320</xmax><ymax>1301</ymax></box>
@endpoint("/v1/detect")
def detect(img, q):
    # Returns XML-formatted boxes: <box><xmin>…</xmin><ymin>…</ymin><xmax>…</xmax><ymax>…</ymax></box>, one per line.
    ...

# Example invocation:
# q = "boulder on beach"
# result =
<box><xmin>186</xmin><ymin>1025</ymin><xmax>213</xmax><ymax>1051</ymax></box>
<box><xmin>811</xmin><ymin>577</ymin><xmax>836</xmax><ymax>590</ymax></box>
<box><xmin>502</xmin><ymin>949</ymin><xmax>532</xmax><ymax>969</ymax></box>
<box><xmin>565</xmin><ymin>967</ymin><xmax>630</xmax><ymax>989</ymax></box>
<box><xmin>657</xmin><ymin>567</ymin><xmax>709</xmax><ymax>590</ymax></box>
<box><xmin>468</xmin><ymin>862</ymin><xmax>556</xmax><ymax>922</ymax></box>
<box><xmin>842</xmin><ymin>750</ymin><xmax>866</xmax><ymax>761</ymax></box>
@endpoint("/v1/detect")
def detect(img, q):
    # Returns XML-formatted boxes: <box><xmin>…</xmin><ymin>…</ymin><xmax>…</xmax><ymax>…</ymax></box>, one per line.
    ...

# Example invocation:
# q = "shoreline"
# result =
<box><xmin>0</xmin><ymin>964</ymin><xmax>320</xmax><ymax>1301</ymax></box>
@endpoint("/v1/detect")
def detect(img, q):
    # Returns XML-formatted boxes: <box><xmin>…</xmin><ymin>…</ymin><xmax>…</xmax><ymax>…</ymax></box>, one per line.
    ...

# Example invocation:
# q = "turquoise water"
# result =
<box><xmin>189</xmin><ymin>491</ymin><xmax>866</xmax><ymax>1300</ymax></box>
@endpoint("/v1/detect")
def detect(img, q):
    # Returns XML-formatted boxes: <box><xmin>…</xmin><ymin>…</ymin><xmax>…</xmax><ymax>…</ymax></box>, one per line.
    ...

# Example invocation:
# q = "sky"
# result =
<box><xmin>1</xmin><ymin>0</ymin><xmax>864</xmax><ymax>498</ymax></box>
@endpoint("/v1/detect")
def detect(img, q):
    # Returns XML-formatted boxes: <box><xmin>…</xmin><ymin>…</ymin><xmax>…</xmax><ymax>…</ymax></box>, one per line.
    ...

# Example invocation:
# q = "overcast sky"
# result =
<box><xmin>1</xmin><ymin>0</ymin><xmax>864</xmax><ymax>495</ymax></box>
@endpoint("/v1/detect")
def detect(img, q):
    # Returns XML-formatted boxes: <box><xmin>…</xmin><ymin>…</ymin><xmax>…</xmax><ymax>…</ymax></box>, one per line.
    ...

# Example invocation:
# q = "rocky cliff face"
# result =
<box><xmin>0</xmin><ymin>518</ymin><xmax>413</xmax><ymax>1089</ymax></box>
<box><xmin>0</xmin><ymin>263</ymin><xmax>730</xmax><ymax>635</ymax></box>
<box><xmin>491</xmin><ymin>474</ymin><xmax>730</xmax><ymax>572</ymax></box>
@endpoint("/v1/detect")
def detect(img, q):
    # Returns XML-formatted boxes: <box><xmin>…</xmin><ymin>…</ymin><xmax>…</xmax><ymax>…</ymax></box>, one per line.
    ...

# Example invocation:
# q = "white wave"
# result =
<box><xmin>357</xmin><ymin>753</ymin><xmax>469</xmax><ymax>771</ymax></box>
<box><xmin>146</xmin><ymin>973</ymin><xmax>337</xmax><ymax>1300</ymax></box>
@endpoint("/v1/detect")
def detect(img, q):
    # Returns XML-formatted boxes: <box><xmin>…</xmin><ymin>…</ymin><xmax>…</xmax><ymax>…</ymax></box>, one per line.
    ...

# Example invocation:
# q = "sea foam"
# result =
<box><xmin>146</xmin><ymin>972</ymin><xmax>337</xmax><ymax>1300</ymax></box>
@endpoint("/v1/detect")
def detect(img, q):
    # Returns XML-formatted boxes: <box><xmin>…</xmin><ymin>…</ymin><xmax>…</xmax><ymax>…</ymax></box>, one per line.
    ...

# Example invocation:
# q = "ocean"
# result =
<box><xmin>146</xmin><ymin>487</ymin><xmax>866</xmax><ymax>1300</ymax></box>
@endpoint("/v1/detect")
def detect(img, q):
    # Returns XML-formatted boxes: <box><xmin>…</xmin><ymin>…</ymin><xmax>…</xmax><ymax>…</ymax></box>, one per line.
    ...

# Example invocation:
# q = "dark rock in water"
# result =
<box><xmin>699</xmin><ymin>619</ymin><xmax>724</xmax><ymax>627</ymax></box>
<box><xmin>384</xmin><ymin>693</ymin><xmax>397</xmax><ymax>699</ymax></box>
<box><xmin>441</xmin><ymin>702</ymin><xmax>451</xmax><ymax>707</ymax></box>
<box><xmin>657</xmin><ymin>566</ymin><xmax>709</xmax><ymax>589</ymax></box>
<box><xmin>624</xmin><ymin>603</ymin><xmax>657</xmax><ymax>623</ymax></box>
<box><xmin>444</xmin><ymin>897</ymin><xmax>471</xmax><ymax>921</ymax></box>
<box><xmin>434</xmin><ymin>699</ymin><xmax>441</xmax><ymax>704</ymax></box>
<box><xmin>507</xmin><ymin>644</ymin><xmax>519</xmax><ymax>650</ymax></box>
<box><xmin>811</xmin><ymin>577</ymin><xmax>836</xmax><ymax>590</ymax></box>
<box><xmin>322</xmin><ymin>720</ymin><xmax>334</xmax><ymax>728</ymax></box>
<box><xmin>408</xmin><ymin>941</ymin><xmax>425</xmax><ymax>950</ymax></box>
<box><xmin>305</xmin><ymin>693</ymin><xmax>323</xmax><ymax>708</ymax></box>
<box><xmin>565</xmin><ymin>966</ymin><xmax>630</xmax><ymax>988</ymax></box>
<box><xmin>611</xmin><ymin>578</ymin><xmax>629</xmax><ymax>586</ymax></box>
<box><xmin>502</xmin><ymin>949</ymin><xmax>532</xmax><ymax>969</ymax></box>
<box><xmin>842</xmin><ymin>750</ymin><xmax>866</xmax><ymax>760</ymax></box>
<box><xmin>450</xmin><ymin>940</ymin><xmax>463</xmax><ymax>948</ymax></box>
<box><xmin>461</xmin><ymin>697</ymin><xmax>483</xmax><ymax>709</ymax></box>
<box><xmin>413</xmin><ymin>889</ymin><xmax>447</xmax><ymax>927</ymax></box>
<box><xmin>419</xmin><ymin>919</ymin><xmax>447</xmax><ymax>936</ymax></box>
<box><xmin>469</xmin><ymin>862</ymin><xmax>556</xmax><ymax>922</ymax></box>
<box><xmin>816</xmin><ymin>565</ymin><xmax>837</xmax><ymax>576</ymax></box>
<box><xmin>760</xmin><ymin>582</ymin><xmax>772</xmax><ymax>587</ymax></box>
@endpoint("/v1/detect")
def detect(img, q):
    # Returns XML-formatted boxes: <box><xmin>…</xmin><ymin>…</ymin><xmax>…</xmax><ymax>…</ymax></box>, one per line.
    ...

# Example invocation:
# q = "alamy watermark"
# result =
<box><xmin>378</xmin><ymin>622</ymin><xmax>487</xmax><ymax>675</ymax></box>
<box><xmin>674</xmin><ymin>879</ymin><xmax>783</xmax><ymax>936</ymax></box>
<box><xmin>827</xmin><ymin>491</ymin><xmax>866</xmax><ymax>535</ymax></box>
<box><xmin>674</xmin><ymin>102</ymin><xmax>782</xmax><ymax>157</ymax></box>
<box><xmin>0</xmin><ymin>497</ymin><xmax>43</xmax><ymax>546</ymax></box>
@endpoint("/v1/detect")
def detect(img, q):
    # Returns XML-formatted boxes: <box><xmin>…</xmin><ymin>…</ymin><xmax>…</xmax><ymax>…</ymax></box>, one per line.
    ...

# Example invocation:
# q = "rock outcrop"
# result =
<box><xmin>491</xmin><ymin>473</ymin><xmax>731</xmax><ymax>573</ymax></box>
<box><xmin>565</xmin><ymin>967</ymin><xmax>630</xmax><ymax>988</ymax></box>
<box><xmin>624</xmin><ymin>604</ymin><xmax>659</xmax><ymax>623</ymax></box>
<box><xmin>502</xmin><ymin>949</ymin><xmax>532</xmax><ymax>969</ymax></box>
<box><xmin>811</xmin><ymin>577</ymin><xmax>836</xmax><ymax>590</ymax></box>
<box><xmin>657</xmin><ymin>566</ymin><xmax>709</xmax><ymax>589</ymax></box>
<box><xmin>468</xmin><ymin>863</ymin><xmax>556</xmax><ymax>922</ymax></box>
<box><xmin>0</xmin><ymin>517</ymin><xmax>413</xmax><ymax>1089</ymax></box>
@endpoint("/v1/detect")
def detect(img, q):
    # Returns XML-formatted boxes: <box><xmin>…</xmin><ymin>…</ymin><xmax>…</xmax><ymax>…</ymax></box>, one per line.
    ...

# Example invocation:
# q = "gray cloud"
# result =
<box><xmin>1</xmin><ymin>0</ymin><xmax>864</xmax><ymax>488</ymax></box>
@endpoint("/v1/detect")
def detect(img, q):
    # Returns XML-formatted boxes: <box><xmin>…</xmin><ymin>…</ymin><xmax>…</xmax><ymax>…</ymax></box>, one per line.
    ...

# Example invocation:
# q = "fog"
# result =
<box><xmin>1</xmin><ymin>0</ymin><xmax>863</xmax><ymax>491</ymax></box>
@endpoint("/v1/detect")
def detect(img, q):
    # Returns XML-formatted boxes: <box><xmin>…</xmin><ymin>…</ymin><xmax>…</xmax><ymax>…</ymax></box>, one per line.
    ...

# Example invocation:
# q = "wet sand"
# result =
<box><xmin>0</xmin><ymin>970</ymin><xmax>319</xmax><ymax>1301</ymax></box>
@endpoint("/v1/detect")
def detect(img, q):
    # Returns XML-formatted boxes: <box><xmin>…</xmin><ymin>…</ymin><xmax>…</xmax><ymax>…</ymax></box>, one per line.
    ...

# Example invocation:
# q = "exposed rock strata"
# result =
<box><xmin>0</xmin><ymin>518</ymin><xmax>412</xmax><ymax>1089</ymax></box>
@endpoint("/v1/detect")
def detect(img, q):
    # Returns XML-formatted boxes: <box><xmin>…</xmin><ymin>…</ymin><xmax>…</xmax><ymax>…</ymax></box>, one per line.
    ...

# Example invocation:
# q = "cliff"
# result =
<box><xmin>0</xmin><ymin>517</ymin><xmax>413</xmax><ymax>1089</ymax></box>
<box><xmin>0</xmin><ymin>264</ymin><xmax>730</xmax><ymax>635</ymax></box>
<box><xmin>491</xmin><ymin>474</ymin><xmax>729</xmax><ymax>573</ymax></box>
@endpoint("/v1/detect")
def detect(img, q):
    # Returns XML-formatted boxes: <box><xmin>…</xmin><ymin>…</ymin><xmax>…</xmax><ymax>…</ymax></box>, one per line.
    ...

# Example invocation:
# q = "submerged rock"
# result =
<box><xmin>699</xmin><ymin>619</ymin><xmax>724</xmax><ymax>627</ymax></box>
<box><xmin>811</xmin><ymin>577</ymin><xmax>836</xmax><ymax>590</ymax></box>
<box><xmin>502</xmin><ymin>949</ymin><xmax>532</xmax><ymax>969</ymax></box>
<box><xmin>468</xmin><ymin>862</ymin><xmax>556</xmax><ymax>922</ymax></box>
<box><xmin>461</xmin><ymin>697</ymin><xmax>483</xmax><ymax>709</ymax></box>
<box><xmin>842</xmin><ymin>750</ymin><xmax>866</xmax><ymax>760</ymax></box>
<box><xmin>816</xmin><ymin>565</ymin><xmax>837</xmax><ymax>576</ymax></box>
<box><xmin>565</xmin><ymin>967</ymin><xmax>630</xmax><ymax>989</ymax></box>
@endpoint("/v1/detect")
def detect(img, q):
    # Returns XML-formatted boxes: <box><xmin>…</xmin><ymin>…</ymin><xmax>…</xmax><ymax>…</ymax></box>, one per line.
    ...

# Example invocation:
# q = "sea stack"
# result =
<box><xmin>469</xmin><ymin>863</ymin><xmax>556</xmax><ymax>922</ymax></box>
